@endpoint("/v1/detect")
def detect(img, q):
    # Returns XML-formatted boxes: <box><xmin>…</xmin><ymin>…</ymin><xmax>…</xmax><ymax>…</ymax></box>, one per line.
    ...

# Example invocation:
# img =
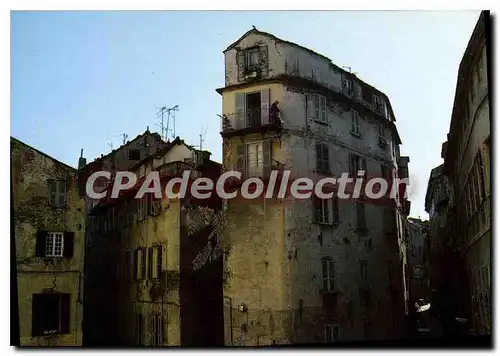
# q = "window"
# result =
<box><xmin>238</xmin><ymin>140</ymin><xmax>271</xmax><ymax>178</ymax></box>
<box><xmin>136</xmin><ymin>313</ymin><xmax>144</xmax><ymax>345</ymax></box>
<box><xmin>322</xmin><ymin>257</ymin><xmax>335</xmax><ymax>291</ymax></box>
<box><xmin>342</xmin><ymin>74</ymin><xmax>353</xmax><ymax>97</ymax></box>
<box><xmin>350</xmin><ymin>109</ymin><xmax>360</xmax><ymax>135</ymax></box>
<box><xmin>315</xmin><ymin>143</ymin><xmax>330</xmax><ymax>174</ymax></box>
<box><xmin>128</xmin><ymin>149</ymin><xmax>141</xmax><ymax>161</ymax></box>
<box><xmin>314</xmin><ymin>197</ymin><xmax>339</xmax><ymax>226</ymax></box>
<box><xmin>356</xmin><ymin>202</ymin><xmax>366</xmax><ymax>230</ymax></box>
<box><xmin>325</xmin><ymin>324</ymin><xmax>339</xmax><ymax>343</ymax></box>
<box><xmin>49</xmin><ymin>180</ymin><xmax>67</xmax><ymax>207</ymax></box>
<box><xmin>373</xmin><ymin>95</ymin><xmax>383</xmax><ymax>114</ymax></box>
<box><xmin>247</xmin><ymin>142</ymin><xmax>263</xmax><ymax>176</ymax></box>
<box><xmin>349</xmin><ymin>154</ymin><xmax>366</xmax><ymax>178</ymax></box>
<box><xmin>138</xmin><ymin>196</ymin><xmax>146</xmax><ymax>221</ymax></box>
<box><xmin>151</xmin><ymin>314</ymin><xmax>165</xmax><ymax>346</ymax></box>
<box><xmin>36</xmin><ymin>231</ymin><xmax>74</xmax><ymax>258</ymax></box>
<box><xmin>148</xmin><ymin>246</ymin><xmax>162</xmax><ymax>280</ymax></box>
<box><xmin>378</xmin><ymin>123</ymin><xmax>385</xmax><ymax>138</ymax></box>
<box><xmin>245</xmin><ymin>48</ymin><xmax>259</xmax><ymax>69</ymax></box>
<box><xmin>151</xmin><ymin>197</ymin><xmax>161</xmax><ymax>216</ymax></box>
<box><xmin>134</xmin><ymin>248</ymin><xmax>147</xmax><ymax>280</ymax></box>
<box><xmin>45</xmin><ymin>232</ymin><xmax>64</xmax><ymax>257</ymax></box>
<box><xmin>31</xmin><ymin>293</ymin><xmax>70</xmax><ymax>336</ymax></box>
<box><xmin>313</xmin><ymin>94</ymin><xmax>327</xmax><ymax>122</ymax></box>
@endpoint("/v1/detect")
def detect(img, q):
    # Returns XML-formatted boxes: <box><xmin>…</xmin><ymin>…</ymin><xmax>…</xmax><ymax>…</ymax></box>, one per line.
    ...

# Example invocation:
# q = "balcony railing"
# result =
<box><xmin>221</xmin><ymin>109</ymin><xmax>282</xmax><ymax>134</ymax></box>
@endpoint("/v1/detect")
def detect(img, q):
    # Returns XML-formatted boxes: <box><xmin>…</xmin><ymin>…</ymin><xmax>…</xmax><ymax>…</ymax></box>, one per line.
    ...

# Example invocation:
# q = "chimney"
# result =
<box><xmin>78</xmin><ymin>149</ymin><xmax>87</xmax><ymax>169</ymax></box>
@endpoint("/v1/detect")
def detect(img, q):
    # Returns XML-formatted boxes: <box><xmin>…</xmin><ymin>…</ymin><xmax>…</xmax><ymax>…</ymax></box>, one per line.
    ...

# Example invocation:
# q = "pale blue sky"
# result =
<box><xmin>11</xmin><ymin>11</ymin><xmax>481</xmax><ymax>219</ymax></box>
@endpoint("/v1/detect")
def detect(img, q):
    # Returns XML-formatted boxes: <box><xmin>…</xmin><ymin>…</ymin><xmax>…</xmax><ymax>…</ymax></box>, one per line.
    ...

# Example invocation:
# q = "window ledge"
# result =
<box><xmin>350</xmin><ymin>132</ymin><xmax>362</xmax><ymax>139</ymax></box>
<box><xmin>314</xmin><ymin>120</ymin><xmax>328</xmax><ymax>126</ymax></box>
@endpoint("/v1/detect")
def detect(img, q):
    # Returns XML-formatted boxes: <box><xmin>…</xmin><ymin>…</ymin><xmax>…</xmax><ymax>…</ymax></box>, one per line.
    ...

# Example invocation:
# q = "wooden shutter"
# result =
<box><xmin>133</xmin><ymin>249</ymin><xmax>138</xmax><ymax>280</ymax></box>
<box><xmin>148</xmin><ymin>248</ymin><xmax>153</xmax><ymax>280</ymax></box>
<box><xmin>58</xmin><ymin>181</ymin><xmax>67</xmax><ymax>206</ymax></box>
<box><xmin>49</xmin><ymin>180</ymin><xmax>57</xmax><ymax>206</ymax></box>
<box><xmin>60</xmin><ymin>293</ymin><xmax>70</xmax><ymax>334</ymax></box>
<box><xmin>316</xmin><ymin>143</ymin><xmax>322</xmax><ymax>172</ymax></box>
<box><xmin>349</xmin><ymin>154</ymin><xmax>355</xmax><ymax>177</ymax></box>
<box><xmin>307</xmin><ymin>93</ymin><xmax>314</xmax><ymax>119</ymax></box>
<box><xmin>355</xmin><ymin>83</ymin><xmax>362</xmax><ymax>101</ymax></box>
<box><xmin>320</xmin><ymin>96</ymin><xmax>327</xmax><ymax>122</ymax></box>
<box><xmin>157</xmin><ymin>247</ymin><xmax>163</xmax><ymax>279</ymax></box>
<box><xmin>322</xmin><ymin>144</ymin><xmax>329</xmax><ymax>173</ymax></box>
<box><xmin>235</xmin><ymin>92</ymin><xmax>246</xmax><ymax>130</ymax></box>
<box><xmin>63</xmin><ymin>232</ymin><xmax>74</xmax><ymax>258</ymax></box>
<box><xmin>263</xmin><ymin>140</ymin><xmax>272</xmax><ymax>177</ymax></box>
<box><xmin>362</xmin><ymin>158</ymin><xmax>367</xmax><ymax>175</ymax></box>
<box><xmin>313</xmin><ymin>196</ymin><xmax>321</xmax><ymax>223</ymax></box>
<box><xmin>322</xmin><ymin>259</ymin><xmax>328</xmax><ymax>290</ymax></box>
<box><xmin>35</xmin><ymin>231</ymin><xmax>47</xmax><ymax>257</ymax></box>
<box><xmin>237</xmin><ymin>50</ymin><xmax>246</xmax><ymax>81</ymax></box>
<box><xmin>332</xmin><ymin>197</ymin><xmax>339</xmax><ymax>225</ymax></box>
<box><xmin>261</xmin><ymin>88</ymin><xmax>270</xmax><ymax>126</ymax></box>
<box><xmin>236</xmin><ymin>144</ymin><xmax>246</xmax><ymax>175</ymax></box>
<box><xmin>258</xmin><ymin>45</ymin><xmax>269</xmax><ymax>77</ymax></box>
<box><xmin>141</xmin><ymin>249</ymin><xmax>147</xmax><ymax>279</ymax></box>
<box><xmin>328</xmin><ymin>260</ymin><xmax>334</xmax><ymax>290</ymax></box>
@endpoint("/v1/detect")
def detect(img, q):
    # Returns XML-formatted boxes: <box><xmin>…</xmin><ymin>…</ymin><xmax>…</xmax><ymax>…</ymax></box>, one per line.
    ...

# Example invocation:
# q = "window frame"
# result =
<box><xmin>322</xmin><ymin>257</ymin><xmax>335</xmax><ymax>292</ymax></box>
<box><xmin>45</xmin><ymin>232</ymin><xmax>65</xmax><ymax>257</ymax></box>
<box><xmin>350</xmin><ymin>109</ymin><xmax>361</xmax><ymax>136</ymax></box>
<box><xmin>31</xmin><ymin>292</ymin><xmax>70</xmax><ymax>337</ymax></box>
<box><xmin>324</xmin><ymin>324</ymin><xmax>340</xmax><ymax>343</ymax></box>
<box><xmin>49</xmin><ymin>180</ymin><xmax>68</xmax><ymax>207</ymax></box>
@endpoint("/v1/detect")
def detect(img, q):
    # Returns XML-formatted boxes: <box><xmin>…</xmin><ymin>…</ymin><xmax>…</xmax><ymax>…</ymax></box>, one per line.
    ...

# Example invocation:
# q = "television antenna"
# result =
<box><xmin>192</xmin><ymin>126</ymin><xmax>208</xmax><ymax>151</ymax></box>
<box><xmin>156</xmin><ymin>105</ymin><xmax>179</xmax><ymax>140</ymax></box>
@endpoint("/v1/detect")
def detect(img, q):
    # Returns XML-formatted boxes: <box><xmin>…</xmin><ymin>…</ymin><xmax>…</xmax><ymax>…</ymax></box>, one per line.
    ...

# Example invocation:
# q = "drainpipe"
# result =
<box><xmin>223</xmin><ymin>296</ymin><xmax>234</xmax><ymax>346</ymax></box>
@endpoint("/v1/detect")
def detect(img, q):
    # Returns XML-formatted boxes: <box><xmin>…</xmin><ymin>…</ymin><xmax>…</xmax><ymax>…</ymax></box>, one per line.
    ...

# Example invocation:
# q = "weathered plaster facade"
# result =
<box><xmin>12</xmin><ymin>137</ymin><xmax>85</xmax><ymax>346</ymax></box>
<box><xmin>219</xmin><ymin>29</ymin><xmax>409</xmax><ymax>345</ymax></box>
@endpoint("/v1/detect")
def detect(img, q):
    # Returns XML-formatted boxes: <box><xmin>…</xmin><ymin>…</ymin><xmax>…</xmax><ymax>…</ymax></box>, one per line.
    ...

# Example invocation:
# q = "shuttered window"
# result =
<box><xmin>316</xmin><ymin>143</ymin><xmax>330</xmax><ymax>174</ymax></box>
<box><xmin>35</xmin><ymin>231</ymin><xmax>74</xmax><ymax>258</ymax></box>
<box><xmin>322</xmin><ymin>257</ymin><xmax>335</xmax><ymax>291</ymax></box>
<box><xmin>49</xmin><ymin>180</ymin><xmax>67</xmax><ymax>207</ymax></box>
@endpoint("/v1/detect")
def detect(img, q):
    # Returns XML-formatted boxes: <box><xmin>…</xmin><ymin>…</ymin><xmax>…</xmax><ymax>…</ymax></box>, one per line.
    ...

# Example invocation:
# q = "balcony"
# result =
<box><xmin>220</xmin><ymin>109</ymin><xmax>282</xmax><ymax>138</ymax></box>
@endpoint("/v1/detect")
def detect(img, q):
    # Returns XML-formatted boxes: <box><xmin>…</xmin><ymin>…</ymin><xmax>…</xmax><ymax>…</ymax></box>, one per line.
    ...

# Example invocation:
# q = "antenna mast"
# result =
<box><xmin>156</xmin><ymin>105</ymin><xmax>179</xmax><ymax>141</ymax></box>
<box><xmin>167</xmin><ymin>105</ymin><xmax>179</xmax><ymax>139</ymax></box>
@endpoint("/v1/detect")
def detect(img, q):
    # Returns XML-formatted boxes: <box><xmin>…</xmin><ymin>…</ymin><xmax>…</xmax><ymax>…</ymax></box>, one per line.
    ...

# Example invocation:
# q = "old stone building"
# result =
<box><xmin>405</xmin><ymin>218</ymin><xmax>430</xmax><ymax>306</ymax></box>
<box><xmin>218</xmin><ymin>28</ymin><xmax>410</xmax><ymax>345</ymax></box>
<box><xmin>12</xmin><ymin>137</ymin><xmax>86</xmax><ymax>346</ymax></box>
<box><xmin>439</xmin><ymin>11</ymin><xmax>491</xmax><ymax>335</ymax></box>
<box><xmin>83</xmin><ymin>135</ymin><xmax>224</xmax><ymax>346</ymax></box>
<box><xmin>80</xmin><ymin>129</ymin><xmax>170</xmax><ymax>345</ymax></box>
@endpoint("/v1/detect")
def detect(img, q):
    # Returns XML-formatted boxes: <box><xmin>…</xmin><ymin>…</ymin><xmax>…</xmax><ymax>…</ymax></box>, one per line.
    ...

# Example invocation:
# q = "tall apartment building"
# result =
<box><xmin>218</xmin><ymin>28</ymin><xmax>410</xmax><ymax>345</ymax></box>
<box><xmin>12</xmin><ymin>137</ymin><xmax>86</xmax><ymax>346</ymax></box>
<box><xmin>441</xmin><ymin>11</ymin><xmax>491</xmax><ymax>335</ymax></box>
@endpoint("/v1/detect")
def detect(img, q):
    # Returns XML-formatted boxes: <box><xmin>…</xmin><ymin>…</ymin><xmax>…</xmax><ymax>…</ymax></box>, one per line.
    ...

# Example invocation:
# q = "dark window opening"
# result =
<box><xmin>128</xmin><ymin>149</ymin><xmax>141</xmax><ymax>161</ymax></box>
<box><xmin>32</xmin><ymin>293</ymin><xmax>70</xmax><ymax>336</ymax></box>
<box><xmin>246</xmin><ymin>92</ymin><xmax>261</xmax><ymax>128</ymax></box>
